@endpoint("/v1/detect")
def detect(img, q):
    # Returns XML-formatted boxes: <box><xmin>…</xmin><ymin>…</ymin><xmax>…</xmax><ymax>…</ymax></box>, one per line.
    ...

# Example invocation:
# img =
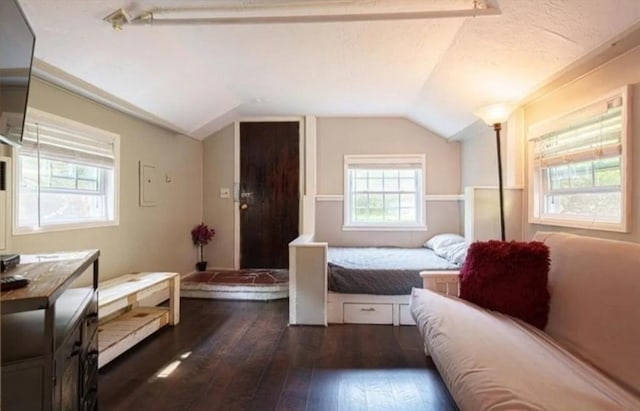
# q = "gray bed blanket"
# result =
<box><xmin>327</xmin><ymin>247</ymin><xmax>459</xmax><ymax>295</ymax></box>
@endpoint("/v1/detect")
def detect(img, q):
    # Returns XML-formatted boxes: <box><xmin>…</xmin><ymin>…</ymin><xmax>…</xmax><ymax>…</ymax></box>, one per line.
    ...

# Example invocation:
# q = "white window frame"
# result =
<box><xmin>13</xmin><ymin>108</ymin><xmax>120</xmax><ymax>235</ymax></box>
<box><xmin>343</xmin><ymin>154</ymin><xmax>426</xmax><ymax>231</ymax></box>
<box><xmin>527</xmin><ymin>85</ymin><xmax>631</xmax><ymax>232</ymax></box>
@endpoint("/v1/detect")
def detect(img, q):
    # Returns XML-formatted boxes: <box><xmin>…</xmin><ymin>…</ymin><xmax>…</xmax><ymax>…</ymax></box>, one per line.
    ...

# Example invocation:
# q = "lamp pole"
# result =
<box><xmin>473</xmin><ymin>102</ymin><xmax>514</xmax><ymax>242</ymax></box>
<box><xmin>493</xmin><ymin>123</ymin><xmax>506</xmax><ymax>241</ymax></box>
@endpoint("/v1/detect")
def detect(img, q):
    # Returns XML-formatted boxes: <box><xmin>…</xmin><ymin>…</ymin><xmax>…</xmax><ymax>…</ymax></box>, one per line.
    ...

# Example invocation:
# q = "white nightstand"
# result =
<box><xmin>420</xmin><ymin>270</ymin><xmax>460</xmax><ymax>296</ymax></box>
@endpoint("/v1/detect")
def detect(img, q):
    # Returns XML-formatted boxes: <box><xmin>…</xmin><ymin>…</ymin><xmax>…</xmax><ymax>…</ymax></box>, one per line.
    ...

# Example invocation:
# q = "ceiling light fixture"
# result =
<box><xmin>104</xmin><ymin>0</ymin><xmax>498</xmax><ymax>29</ymax></box>
<box><xmin>103</xmin><ymin>8</ymin><xmax>131</xmax><ymax>31</ymax></box>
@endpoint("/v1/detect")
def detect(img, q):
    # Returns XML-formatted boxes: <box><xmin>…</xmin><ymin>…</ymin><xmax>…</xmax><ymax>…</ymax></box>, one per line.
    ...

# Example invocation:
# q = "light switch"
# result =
<box><xmin>220</xmin><ymin>187</ymin><xmax>230</xmax><ymax>199</ymax></box>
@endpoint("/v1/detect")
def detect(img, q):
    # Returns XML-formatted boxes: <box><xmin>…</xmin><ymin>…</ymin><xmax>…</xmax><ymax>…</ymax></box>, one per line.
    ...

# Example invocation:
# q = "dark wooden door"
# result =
<box><xmin>240</xmin><ymin>121</ymin><xmax>299</xmax><ymax>269</ymax></box>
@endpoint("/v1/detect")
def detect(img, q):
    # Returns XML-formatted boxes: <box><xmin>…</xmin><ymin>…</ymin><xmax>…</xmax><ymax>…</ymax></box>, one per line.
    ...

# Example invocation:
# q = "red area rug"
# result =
<box><xmin>183</xmin><ymin>269</ymin><xmax>288</xmax><ymax>286</ymax></box>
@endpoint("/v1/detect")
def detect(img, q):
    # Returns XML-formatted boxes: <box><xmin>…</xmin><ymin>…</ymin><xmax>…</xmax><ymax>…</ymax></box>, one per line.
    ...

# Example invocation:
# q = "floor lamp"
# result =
<box><xmin>473</xmin><ymin>104</ymin><xmax>514</xmax><ymax>242</ymax></box>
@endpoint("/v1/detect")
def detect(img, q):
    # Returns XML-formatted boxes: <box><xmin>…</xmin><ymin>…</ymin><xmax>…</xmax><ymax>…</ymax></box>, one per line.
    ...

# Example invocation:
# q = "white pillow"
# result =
<box><xmin>424</xmin><ymin>233</ymin><xmax>465</xmax><ymax>253</ymax></box>
<box><xmin>441</xmin><ymin>241</ymin><xmax>468</xmax><ymax>266</ymax></box>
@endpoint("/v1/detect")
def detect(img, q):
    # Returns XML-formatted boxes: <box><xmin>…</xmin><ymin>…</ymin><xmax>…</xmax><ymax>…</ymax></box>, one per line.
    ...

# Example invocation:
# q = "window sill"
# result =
<box><xmin>342</xmin><ymin>225</ymin><xmax>428</xmax><ymax>232</ymax></box>
<box><xmin>529</xmin><ymin>216</ymin><xmax>628</xmax><ymax>233</ymax></box>
<box><xmin>14</xmin><ymin>220</ymin><xmax>119</xmax><ymax>236</ymax></box>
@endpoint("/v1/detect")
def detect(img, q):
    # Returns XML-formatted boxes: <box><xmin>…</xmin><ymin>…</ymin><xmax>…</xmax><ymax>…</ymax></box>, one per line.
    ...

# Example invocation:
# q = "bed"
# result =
<box><xmin>324</xmin><ymin>235</ymin><xmax>466</xmax><ymax>325</ymax></box>
<box><xmin>327</xmin><ymin>246</ymin><xmax>459</xmax><ymax>295</ymax></box>
<box><xmin>288</xmin><ymin>233</ymin><xmax>467</xmax><ymax>326</ymax></box>
<box><xmin>289</xmin><ymin>188</ymin><xmax>523</xmax><ymax>326</ymax></box>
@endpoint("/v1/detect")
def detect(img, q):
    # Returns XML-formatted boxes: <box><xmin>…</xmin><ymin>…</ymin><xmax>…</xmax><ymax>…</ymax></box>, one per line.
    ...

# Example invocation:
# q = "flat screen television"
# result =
<box><xmin>0</xmin><ymin>0</ymin><xmax>36</xmax><ymax>147</ymax></box>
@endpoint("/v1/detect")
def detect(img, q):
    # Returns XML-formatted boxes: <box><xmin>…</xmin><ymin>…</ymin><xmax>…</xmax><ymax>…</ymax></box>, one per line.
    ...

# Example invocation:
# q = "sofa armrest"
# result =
<box><xmin>420</xmin><ymin>271</ymin><xmax>460</xmax><ymax>296</ymax></box>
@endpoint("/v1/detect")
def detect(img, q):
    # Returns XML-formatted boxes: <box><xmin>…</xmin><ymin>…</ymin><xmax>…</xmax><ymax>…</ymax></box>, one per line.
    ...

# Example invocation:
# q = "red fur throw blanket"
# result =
<box><xmin>459</xmin><ymin>240</ymin><xmax>550</xmax><ymax>329</ymax></box>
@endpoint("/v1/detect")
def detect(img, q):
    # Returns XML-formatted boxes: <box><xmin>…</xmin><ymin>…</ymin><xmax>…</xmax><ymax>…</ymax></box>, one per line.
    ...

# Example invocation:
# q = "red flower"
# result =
<box><xmin>191</xmin><ymin>223</ymin><xmax>216</xmax><ymax>246</ymax></box>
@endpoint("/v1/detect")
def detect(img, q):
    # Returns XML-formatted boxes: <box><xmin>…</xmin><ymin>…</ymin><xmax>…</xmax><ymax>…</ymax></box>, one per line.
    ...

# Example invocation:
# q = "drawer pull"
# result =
<box><xmin>360</xmin><ymin>307</ymin><xmax>376</xmax><ymax>312</ymax></box>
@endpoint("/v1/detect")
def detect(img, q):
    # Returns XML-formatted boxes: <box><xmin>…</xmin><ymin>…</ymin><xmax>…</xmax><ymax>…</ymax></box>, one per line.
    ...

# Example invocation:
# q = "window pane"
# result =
<box><xmin>50</xmin><ymin>177</ymin><xmax>76</xmax><ymax>190</ymax></box>
<box><xmin>369</xmin><ymin>194</ymin><xmax>383</xmax><ymax>209</ymax></box>
<box><xmin>569</xmin><ymin>162</ymin><xmax>593</xmax><ymax>189</ymax></box>
<box><xmin>399</xmin><ymin>178</ymin><xmax>415</xmax><ymax>192</ymax></box>
<box><xmin>354</xmin><ymin>169</ymin><xmax>368</xmax><ymax>178</ymax></box>
<box><xmin>77</xmin><ymin>180</ymin><xmax>98</xmax><ymax>191</ymax></box>
<box><xmin>51</xmin><ymin>161</ymin><xmax>75</xmax><ymax>178</ymax></box>
<box><xmin>382</xmin><ymin>170</ymin><xmax>398</xmax><ymax>179</ymax></box>
<box><xmin>369</xmin><ymin>178</ymin><xmax>383</xmax><ymax>192</ymax></box>
<box><xmin>346</xmin><ymin>162</ymin><xmax>423</xmax><ymax>226</ymax></box>
<box><xmin>16</xmin><ymin>111</ymin><xmax>118</xmax><ymax>232</ymax></box>
<box><xmin>18</xmin><ymin>155</ymin><xmax>115</xmax><ymax>229</ymax></box>
<box><xmin>548</xmin><ymin>156</ymin><xmax>622</xmax><ymax>193</ymax></box>
<box><xmin>77</xmin><ymin>166</ymin><xmax>98</xmax><ymax>180</ymax></box>
<box><xmin>544</xmin><ymin>192</ymin><xmax>621</xmax><ymax>220</ymax></box>
<box><xmin>400</xmin><ymin>208</ymin><xmax>416</xmax><ymax>222</ymax></box>
<box><xmin>18</xmin><ymin>191</ymin><xmax>39</xmax><ymax>227</ymax></box>
<box><xmin>368</xmin><ymin>208</ymin><xmax>384</xmax><ymax>222</ymax></box>
<box><xmin>384</xmin><ymin>193</ymin><xmax>399</xmax><ymax>209</ymax></box>
<box><xmin>354</xmin><ymin>178</ymin><xmax>368</xmax><ymax>192</ymax></box>
<box><xmin>383</xmin><ymin>177</ymin><xmax>398</xmax><ymax>191</ymax></box>
<box><xmin>400</xmin><ymin>193</ymin><xmax>415</xmax><ymax>207</ymax></box>
<box><xmin>354</xmin><ymin>194</ymin><xmax>369</xmax><ymax>208</ymax></box>
<box><xmin>19</xmin><ymin>156</ymin><xmax>38</xmax><ymax>190</ymax></box>
<box><xmin>384</xmin><ymin>194</ymin><xmax>400</xmax><ymax>222</ymax></box>
<box><xmin>353</xmin><ymin>207</ymin><xmax>369</xmax><ymax>222</ymax></box>
<box><xmin>40</xmin><ymin>192</ymin><xmax>107</xmax><ymax>225</ymax></box>
<box><xmin>594</xmin><ymin>157</ymin><xmax>621</xmax><ymax>187</ymax></box>
<box><xmin>384</xmin><ymin>206</ymin><xmax>399</xmax><ymax>221</ymax></box>
<box><xmin>533</xmin><ymin>95</ymin><xmax>627</xmax><ymax>230</ymax></box>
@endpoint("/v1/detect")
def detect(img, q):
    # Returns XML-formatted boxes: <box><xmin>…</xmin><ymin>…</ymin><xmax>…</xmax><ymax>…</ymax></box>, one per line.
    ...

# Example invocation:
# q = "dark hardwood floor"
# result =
<box><xmin>99</xmin><ymin>299</ymin><xmax>457</xmax><ymax>411</ymax></box>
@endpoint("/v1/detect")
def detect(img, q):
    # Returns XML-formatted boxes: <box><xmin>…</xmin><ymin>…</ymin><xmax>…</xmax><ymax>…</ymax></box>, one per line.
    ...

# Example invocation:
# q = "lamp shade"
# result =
<box><xmin>474</xmin><ymin>103</ymin><xmax>515</xmax><ymax>126</ymax></box>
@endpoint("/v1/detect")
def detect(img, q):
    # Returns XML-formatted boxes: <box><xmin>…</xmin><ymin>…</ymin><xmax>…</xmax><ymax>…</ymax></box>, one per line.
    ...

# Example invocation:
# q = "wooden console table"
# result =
<box><xmin>97</xmin><ymin>272</ymin><xmax>180</xmax><ymax>368</ymax></box>
<box><xmin>1</xmin><ymin>250</ymin><xmax>100</xmax><ymax>411</ymax></box>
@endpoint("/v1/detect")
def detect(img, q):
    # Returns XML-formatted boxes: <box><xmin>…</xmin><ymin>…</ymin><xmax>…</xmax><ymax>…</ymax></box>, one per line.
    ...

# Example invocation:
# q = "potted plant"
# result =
<box><xmin>191</xmin><ymin>223</ymin><xmax>216</xmax><ymax>271</ymax></box>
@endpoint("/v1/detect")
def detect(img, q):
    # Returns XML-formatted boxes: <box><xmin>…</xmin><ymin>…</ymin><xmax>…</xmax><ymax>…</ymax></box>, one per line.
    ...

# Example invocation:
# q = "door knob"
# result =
<box><xmin>240</xmin><ymin>203</ymin><xmax>249</xmax><ymax>210</ymax></box>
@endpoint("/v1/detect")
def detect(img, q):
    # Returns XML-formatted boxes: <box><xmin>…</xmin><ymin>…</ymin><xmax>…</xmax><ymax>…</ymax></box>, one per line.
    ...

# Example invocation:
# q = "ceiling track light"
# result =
<box><xmin>104</xmin><ymin>0</ymin><xmax>498</xmax><ymax>30</ymax></box>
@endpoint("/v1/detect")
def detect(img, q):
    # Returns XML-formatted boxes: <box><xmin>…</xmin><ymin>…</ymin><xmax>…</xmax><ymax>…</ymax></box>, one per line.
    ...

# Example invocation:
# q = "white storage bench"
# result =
<box><xmin>98</xmin><ymin>272</ymin><xmax>180</xmax><ymax>368</ymax></box>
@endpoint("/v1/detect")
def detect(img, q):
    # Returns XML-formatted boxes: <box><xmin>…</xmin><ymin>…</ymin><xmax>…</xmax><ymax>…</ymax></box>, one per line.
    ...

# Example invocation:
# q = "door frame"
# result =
<box><xmin>233</xmin><ymin>117</ymin><xmax>315</xmax><ymax>270</ymax></box>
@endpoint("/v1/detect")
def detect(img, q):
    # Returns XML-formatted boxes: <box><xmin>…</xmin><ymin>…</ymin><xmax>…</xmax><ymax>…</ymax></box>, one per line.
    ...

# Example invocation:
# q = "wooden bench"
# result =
<box><xmin>98</xmin><ymin>272</ymin><xmax>180</xmax><ymax>368</ymax></box>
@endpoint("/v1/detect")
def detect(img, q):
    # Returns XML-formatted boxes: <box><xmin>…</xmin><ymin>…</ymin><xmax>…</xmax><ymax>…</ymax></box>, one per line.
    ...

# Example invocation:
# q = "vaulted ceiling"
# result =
<box><xmin>19</xmin><ymin>0</ymin><xmax>640</xmax><ymax>139</ymax></box>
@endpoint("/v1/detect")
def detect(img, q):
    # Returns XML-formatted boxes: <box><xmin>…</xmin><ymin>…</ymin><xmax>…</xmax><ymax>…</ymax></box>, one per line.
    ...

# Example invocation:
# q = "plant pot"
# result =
<box><xmin>196</xmin><ymin>261</ymin><xmax>208</xmax><ymax>272</ymax></box>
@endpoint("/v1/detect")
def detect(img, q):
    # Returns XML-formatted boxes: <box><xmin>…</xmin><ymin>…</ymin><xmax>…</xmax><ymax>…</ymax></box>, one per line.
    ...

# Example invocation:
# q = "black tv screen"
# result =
<box><xmin>0</xmin><ymin>0</ymin><xmax>36</xmax><ymax>147</ymax></box>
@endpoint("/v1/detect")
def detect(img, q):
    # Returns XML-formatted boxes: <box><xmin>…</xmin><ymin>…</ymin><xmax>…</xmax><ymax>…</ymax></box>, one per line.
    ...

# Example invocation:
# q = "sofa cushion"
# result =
<box><xmin>533</xmin><ymin>232</ymin><xmax>640</xmax><ymax>397</ymax></box>
<box><xmin>410</xmin><ymin>288</ymin><xmax>640</xmax><ymax>410</ymax></box>
<box><xmin>459</xmin><ymin>240</ymin><xmax>550</xmax><ymax>329</ymax></box>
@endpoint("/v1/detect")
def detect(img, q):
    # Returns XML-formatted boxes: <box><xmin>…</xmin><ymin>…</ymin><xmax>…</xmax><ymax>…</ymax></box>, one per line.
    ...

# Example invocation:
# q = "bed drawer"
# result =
<box><xmin>399</xmin><ymin>304</ymin><xmax>416</xmax><ymax>325</ymax></box>
<box><xmin>344</xmin><ymin>303</ymin><xmax>393</xmax><ymax>324</ymax></box>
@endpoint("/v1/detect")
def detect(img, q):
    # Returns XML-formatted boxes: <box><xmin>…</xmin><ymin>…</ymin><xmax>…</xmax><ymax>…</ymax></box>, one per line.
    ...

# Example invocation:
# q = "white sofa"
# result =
<box><xmin>410</xmin><ymin>232</ymin><xmax>640</xmax><ymax>411</ymax></box>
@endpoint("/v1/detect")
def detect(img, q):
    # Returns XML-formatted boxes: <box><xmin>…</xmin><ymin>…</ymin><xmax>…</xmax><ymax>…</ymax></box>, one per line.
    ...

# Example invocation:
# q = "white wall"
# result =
<box><xmin>202</xmin><ymin>124</ymin><xmax>235</xmax><ymax>269</ymax></box>
<box><xmin>460</xmin><ymin>124</ymin><xmax>506</xmax><ymax>188</ymax></box>
<box><xmin>315</xmin><ymin>117</ymin><xmax>462</xmax><ymax>246</ymax></box>
<box><xmin>4</xmin><ymin>78</ymin><xmax>203</xmax><ymax>284</ymax></box>
<box><xmin>458</xmin><ymin>120</ymin><xmax>525</xmax><ymax>241</ymax></box>
<box><xmin>522</xmin><ymin>46</ymin><xmax>640</xmax><ymax>243</ymax></box>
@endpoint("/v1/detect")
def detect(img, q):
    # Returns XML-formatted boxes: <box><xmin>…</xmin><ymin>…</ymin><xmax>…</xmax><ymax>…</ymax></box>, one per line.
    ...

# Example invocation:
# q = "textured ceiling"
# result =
<box><xmin>18</xmin><ymin>0</ymin><xmax>640</xmax><ymax>139</ymax></box>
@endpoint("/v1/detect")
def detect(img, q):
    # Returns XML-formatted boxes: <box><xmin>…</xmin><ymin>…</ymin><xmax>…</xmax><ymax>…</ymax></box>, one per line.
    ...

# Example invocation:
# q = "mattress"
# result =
<box><xmin>410</xmin><ymin>288</ymin><xmax>640</xmax><ymax>410</ymax></box>
<box><xmin>327</xmin><ymin>247</ymin><xmax>459</xmax><ymax>295</ymax></box>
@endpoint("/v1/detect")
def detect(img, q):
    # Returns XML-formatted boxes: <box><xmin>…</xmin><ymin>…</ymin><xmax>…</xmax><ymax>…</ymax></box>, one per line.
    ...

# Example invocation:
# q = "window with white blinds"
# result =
<box><xmin>528</xmin><ymin>86</ymin><xmax>630</xmax><ymax>232</ymax></box>
<box><xmin>15</xmin><ymin>108</ymin><xmax>120</xmax><ymax>233</ymax></box>
<box><xmin>343</xmin><ymin>154</ymin><xmax>426</xmax><ymax>230</ymax></box>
